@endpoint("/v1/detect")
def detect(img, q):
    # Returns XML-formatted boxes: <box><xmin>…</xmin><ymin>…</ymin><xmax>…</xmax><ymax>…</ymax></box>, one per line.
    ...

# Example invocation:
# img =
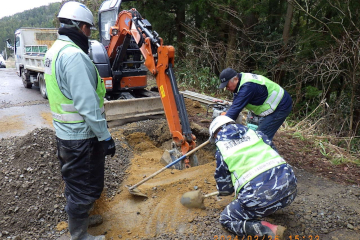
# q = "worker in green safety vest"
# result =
<box><xmin>44</xmin><ymin>2</ymin><xmax>114</xmax><ymax>240</ymax></box>
<box><xmin>218</xmin><ymin>67</ymin><xmax>292</xmax><ymax>141</ymax></box>
<box><xmin>209</xmin><ymin>115</ymin><xmax>297</xmax><ymax>238</ymax></box>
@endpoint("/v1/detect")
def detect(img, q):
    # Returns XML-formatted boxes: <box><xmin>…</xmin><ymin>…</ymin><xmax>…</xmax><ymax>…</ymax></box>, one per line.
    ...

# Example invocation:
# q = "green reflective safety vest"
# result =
<box><xmin>44</xmin><ymin>40</ymin><xmax>106</xmax><ymax>123</ymax></box>
<box><xmin>238</xmin><ymin>73</ymin><xmax>284</xmax><ymax>116</ymax></box>
<box><xmin>216</xmin><ymin>129</ymin><xmax>286</xmax><ymax>196</ymax></box>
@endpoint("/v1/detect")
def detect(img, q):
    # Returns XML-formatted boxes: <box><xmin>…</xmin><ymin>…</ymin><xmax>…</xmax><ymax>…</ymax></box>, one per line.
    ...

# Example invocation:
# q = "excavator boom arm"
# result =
<box><xmin>107</xmin><ymin>9</ymin><xmax>196</xmax><ymax>155</ymax></box>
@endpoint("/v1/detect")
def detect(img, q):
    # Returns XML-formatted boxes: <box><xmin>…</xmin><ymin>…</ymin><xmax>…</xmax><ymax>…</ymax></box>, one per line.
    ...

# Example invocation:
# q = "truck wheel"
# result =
<box><xmin>21</xmin><ymin>71</ymin><xmax>32</xmax><ymax>88</ymax></box>
<box><xmin>38</xmin><ymin>74</ymin><xmax>47</xmax><ymax>99</ymax></box>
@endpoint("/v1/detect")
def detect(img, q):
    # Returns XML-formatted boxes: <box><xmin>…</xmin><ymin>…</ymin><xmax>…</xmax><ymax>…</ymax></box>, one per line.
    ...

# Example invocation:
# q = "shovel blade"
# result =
<box><xmin>180</xmin><ymin>190</ymin><xmax>205</xmax><ymax>209</ymax></box>
<box><xmin>127</xmin><ymin>186</ymin><xmax>148</xmax><ymax>198</ymax></box>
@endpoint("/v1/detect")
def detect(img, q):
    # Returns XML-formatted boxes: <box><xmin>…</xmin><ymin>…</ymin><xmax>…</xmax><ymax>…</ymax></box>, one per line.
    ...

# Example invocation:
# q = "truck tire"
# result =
<box><xmin>38</xmin><ymin>73</ymin><xmax>47</xmax><ymax>99</ymax></box>
<box><xmin>21</xmin><ymin>71</ymin><xmax>32</xmax><ymax>88</ymax></box>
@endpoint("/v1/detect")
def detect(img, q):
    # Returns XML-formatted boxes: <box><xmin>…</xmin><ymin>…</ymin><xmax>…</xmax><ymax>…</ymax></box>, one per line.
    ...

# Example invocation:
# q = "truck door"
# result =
<box><xmin>14</xmin><ymin>32</ymin><xmax>22</xmax><ymax>75</ymax></box>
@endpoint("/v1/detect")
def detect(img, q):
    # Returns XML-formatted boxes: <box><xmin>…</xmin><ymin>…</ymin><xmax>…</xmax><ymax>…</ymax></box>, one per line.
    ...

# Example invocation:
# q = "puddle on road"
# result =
<box><xmin>41</xmin><ymin>112</ymin><xmax>53</xmax><ymax>126</ymax></box>
<box><xmin>0</xmin><ymin>115</ymin><xmax>25</xmax><ymax>133</ymax></box>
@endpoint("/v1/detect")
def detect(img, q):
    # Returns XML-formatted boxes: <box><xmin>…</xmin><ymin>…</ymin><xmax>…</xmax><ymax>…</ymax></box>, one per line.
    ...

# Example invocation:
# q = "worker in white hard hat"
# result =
<box><xmin>44</xmin><ymin>2</ymin><xmax>114</xmax><ymax>239</ymax></box>
<box><xmin>209</xmin><ymin>115</ymin><xmax>297</xmax><ymax>239</ymax></box>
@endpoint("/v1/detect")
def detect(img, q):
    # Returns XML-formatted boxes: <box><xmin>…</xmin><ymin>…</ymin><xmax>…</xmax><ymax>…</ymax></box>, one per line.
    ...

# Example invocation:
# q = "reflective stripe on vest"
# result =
<box><xmin>51</xmin><ymin>106</ymin><xmax>105</xmax><ymax>122</ymax></box>
<box><xmin>60</xmin><ymin>104</ymin><xmax>105</xmax><ymax>113</ymax></box>
<box><xmin>232</xmin><ymin>157</ymin><xmax>285</xmax><ymax>192</ymax></box>
<box><xmin>238</xmin><ymin>73</ymin><xmax>284</xmax><ymax>116</ymax></box>
<box><xmin>44</xmin><ymin>40</ymin><xmax>106</xmax><ymax>123</ymax></box>
<box><xmin>216</xmin><ymin>129</ymin><xmax>286</xmax><ymax>196</ymax></box>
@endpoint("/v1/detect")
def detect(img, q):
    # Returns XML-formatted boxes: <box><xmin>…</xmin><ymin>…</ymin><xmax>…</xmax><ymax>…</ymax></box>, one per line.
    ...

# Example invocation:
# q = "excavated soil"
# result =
<box><xmin>0</xmin><ymin>99</ymin><xmax>360</xmax><ymax>240</ymax></box>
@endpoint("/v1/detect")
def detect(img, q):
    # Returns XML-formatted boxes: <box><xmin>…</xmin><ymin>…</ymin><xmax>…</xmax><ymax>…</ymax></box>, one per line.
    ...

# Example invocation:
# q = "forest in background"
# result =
<box><xmin>0</xmin><ymin>0</ymin><xmax>359</xmax><ymax>155</ymax></box>
<box><xmin>0</xmin><ymin>2</ymin><xmax>61</xmax><ymax>53</ymax></box>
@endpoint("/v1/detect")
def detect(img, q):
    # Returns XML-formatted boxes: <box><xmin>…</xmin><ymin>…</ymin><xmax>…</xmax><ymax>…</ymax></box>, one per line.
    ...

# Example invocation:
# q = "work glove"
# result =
<box><xmin>102</xmin><ymin>137</ymin><xmax>116</xmax><ymax>157</ymax></box>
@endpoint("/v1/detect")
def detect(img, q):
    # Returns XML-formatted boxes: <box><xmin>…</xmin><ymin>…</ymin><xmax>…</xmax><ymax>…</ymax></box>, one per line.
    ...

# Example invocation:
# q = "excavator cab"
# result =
<box><xmin>94</xmin><ymin>0</ymin><xmax>148</xmax><ymax>99</ymax></box>
<box><xmin>98</xmin><ymin>0</ymin><xmax>135</xmax><ymax>46</ymax></box>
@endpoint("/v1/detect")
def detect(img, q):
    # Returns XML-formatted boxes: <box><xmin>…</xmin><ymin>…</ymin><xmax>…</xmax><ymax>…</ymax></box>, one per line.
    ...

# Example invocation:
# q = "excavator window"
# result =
<box><xmin>99</xmin><ymin>10</ymin><xmax>117</xmax><ymax>45</ymax></box>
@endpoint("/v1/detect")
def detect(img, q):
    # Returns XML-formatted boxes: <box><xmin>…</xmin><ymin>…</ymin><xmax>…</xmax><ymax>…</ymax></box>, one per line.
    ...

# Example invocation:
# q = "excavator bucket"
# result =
<box><xmin>160</xmin><ymin>146</ymin><xmax>199</xmax><ymax>170</ymax></box>
<box><xmin>160</xmin><ymin>147</ymin><xmax>182</xmax><ymax>169</ymax></box>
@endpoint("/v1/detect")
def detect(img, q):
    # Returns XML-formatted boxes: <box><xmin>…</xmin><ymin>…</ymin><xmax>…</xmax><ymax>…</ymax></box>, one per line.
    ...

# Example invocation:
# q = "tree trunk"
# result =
<box><xmin>293</xmin><ymin>74</ymin><xmax>303</xmax><ymax>113</ymax></box>
<box><xmin>225</xmin><ymin>30</ymin><xmax>237</xmax><ymax>68</ymax></box>
<box><xmin>274</xmin><ymin>0</ymin><xmax>294</xmax><ymax>85</ymax></box>
<box><xmin>175</xmin><ymin>4</ymin><xmax>186</xmax><ymax>58</ymax></box>
<box><xmin>282</xmin><ymin>1</ymin><xmax>294</xmax><ymax>46</ymax></box>
<box><xmin>349</xmin><ymin>73</ymin><xmax>355</xmax><ymax>136</ymax></box>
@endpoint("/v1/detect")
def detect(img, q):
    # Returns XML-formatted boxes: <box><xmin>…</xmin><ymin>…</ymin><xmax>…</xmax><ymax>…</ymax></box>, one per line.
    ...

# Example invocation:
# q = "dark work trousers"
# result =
<box><xmin>257</xmin><ymin>104</ymin><xmax>292</xmax><ymax>141</ymax></box>
<box><xmin>56</xmin><ymin>137</ymin><xmax>105</xmax><ymax>219</ymax></box>
<box><xmin>219</xmin><ymin>164</ymin><xmax>297</xmax><ymax>237</ymax></box>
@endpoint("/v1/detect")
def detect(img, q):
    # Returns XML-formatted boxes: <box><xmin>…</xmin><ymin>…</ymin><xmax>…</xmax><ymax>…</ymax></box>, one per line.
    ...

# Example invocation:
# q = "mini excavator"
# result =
<box><xmin>89</xmin><ymin>0</ymin><xmax>197</xmax><ymax>169</ymax></box>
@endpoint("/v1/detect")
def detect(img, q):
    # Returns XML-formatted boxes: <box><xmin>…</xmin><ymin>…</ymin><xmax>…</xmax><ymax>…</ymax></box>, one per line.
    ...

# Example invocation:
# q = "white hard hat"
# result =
<box><xmin>209</xmin><ymin>115</ymin><xmax>235</xmax><ymax>138</ymax></box>
<box><xmin>58</xmin><ymin>1</ymin><xmax>95</xmax><ymax>28</ymax></box>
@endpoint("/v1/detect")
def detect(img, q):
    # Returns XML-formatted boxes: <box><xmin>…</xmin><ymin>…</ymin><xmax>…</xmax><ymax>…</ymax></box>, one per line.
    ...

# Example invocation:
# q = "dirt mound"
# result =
<box><xmin>0</xmin><ymin>128</ymin><xmax>65</xmax><ymax>239</ymax></box>
<box><xmin>125</xmin><ymin>132</ymin><xmax>158</xmax><ymax>151</ymax></box>
<box><xmin>0</xmin><ymin>126</ymin><xmax>129</xmax><ymax>239</ymax></box>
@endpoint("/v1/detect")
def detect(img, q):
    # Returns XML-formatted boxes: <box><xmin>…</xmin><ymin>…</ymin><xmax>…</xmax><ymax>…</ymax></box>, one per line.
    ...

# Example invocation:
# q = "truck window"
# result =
<box><xmin>15</xmin><ymin>35</ymin><xmax>20</xmax><ymax>54</ymax></box>
<box><xmin>25</xmin><ymin>45</ymin><xmax>48</xmax><ymax>55</ymax></box>
<box><xmin>15</xmin><ymin>35</ymin><xmax>20</xmax><ymax>47</ymax></box>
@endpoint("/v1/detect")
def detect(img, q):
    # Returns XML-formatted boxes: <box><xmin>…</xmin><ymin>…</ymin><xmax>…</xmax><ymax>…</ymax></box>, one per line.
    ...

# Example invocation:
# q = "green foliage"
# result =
<box><xmin>176</xmin><ymin>65</ymin><xmax>218</xmax><ymax>92</ymax></box>
<box><xmin>318</xmin><ymin>141</ymin><xmax>330</xmax><ymax>157</ymax></box>
<box><xmin>305</xmin><ymin>86</ymin><xmax>322</xmax><ymax>99</ymax></box>
<box><xmin>331</xmin><ymin>156</ymin><xmax>348</xmax><ymax>166</ymax></box>
<box><xmin>252</xmin><ymin>70</ymin><xmax>268</xmax><ymax>76</ymax></box>
<box><xmin>293</xmin><ymin>131</ymin><xmax>305</xmax><ymax>141</ymax></box>
<box><xmin>0</xmin><ymin>3</ymin><xmax>60</xmax><ymax>57</ymax></box>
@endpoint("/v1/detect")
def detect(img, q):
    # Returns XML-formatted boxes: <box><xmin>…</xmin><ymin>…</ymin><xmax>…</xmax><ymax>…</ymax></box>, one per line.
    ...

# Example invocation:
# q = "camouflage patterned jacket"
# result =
<box><xmin>214</xmin><ymin>124</ymin><xmax>277</xmax><ymax>196</ymax></box>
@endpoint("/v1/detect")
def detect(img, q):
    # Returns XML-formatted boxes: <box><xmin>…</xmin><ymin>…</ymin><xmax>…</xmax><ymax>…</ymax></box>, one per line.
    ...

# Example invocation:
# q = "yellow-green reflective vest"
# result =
<box><xmin>238</xmin><ymin>73</ymin><xmax>284</xmax><ymax>116</ymax></box>
<box><xmin>216</xmin><ymin>129</ymin><xmax>286</xmax><ymax>196</ymax></box>
<box><xmin>44</xmin><ymin>40</ymin><xmax>106</xmax><ymax>123</ymax></box>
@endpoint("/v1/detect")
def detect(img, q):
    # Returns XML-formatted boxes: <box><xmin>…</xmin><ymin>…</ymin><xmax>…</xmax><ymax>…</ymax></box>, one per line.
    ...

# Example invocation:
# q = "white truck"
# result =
<box><xmin>8</xmin><ymin>28</ymin><xmax>58</xmax><ymax>98</ymax></box>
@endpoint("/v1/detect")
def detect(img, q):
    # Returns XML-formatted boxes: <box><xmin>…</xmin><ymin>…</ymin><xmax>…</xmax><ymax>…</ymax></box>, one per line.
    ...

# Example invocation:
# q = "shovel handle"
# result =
<box><xmin>204</xmin><ymin>191</ymin><xmax>219</xmax><ymax>198</ymax></box>
<box><xmin>128</xmin><ymin>140</ymin><xmax>210</xmax><ymax>190</ymax></box>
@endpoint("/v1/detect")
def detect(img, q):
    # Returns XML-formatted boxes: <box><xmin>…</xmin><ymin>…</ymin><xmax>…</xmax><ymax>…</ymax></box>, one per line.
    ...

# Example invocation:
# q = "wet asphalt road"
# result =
<box><xmin>0</xmin><ymin>68</ymin><xmax>54</xmax><ymax>139</ymax></box>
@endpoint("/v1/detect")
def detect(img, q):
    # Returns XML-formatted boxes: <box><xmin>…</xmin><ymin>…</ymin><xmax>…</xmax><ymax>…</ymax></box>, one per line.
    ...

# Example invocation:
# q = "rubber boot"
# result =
<box><xmin>68</xmin><ymin>217</ymin><xmax>105</xmax><ymax>240</ymax></box>
<box><xmin>243</xmin><ymin>220</ymin><xmax>286</xmax><ymax>239</ymax></box>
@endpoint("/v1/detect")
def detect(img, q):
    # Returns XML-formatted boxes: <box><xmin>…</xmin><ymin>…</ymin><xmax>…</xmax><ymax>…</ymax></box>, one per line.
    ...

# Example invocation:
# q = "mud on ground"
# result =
<box><xmin>0</xmin><ymin>99</ymin><xmax>360</xmax><ymax>240</ymax></box>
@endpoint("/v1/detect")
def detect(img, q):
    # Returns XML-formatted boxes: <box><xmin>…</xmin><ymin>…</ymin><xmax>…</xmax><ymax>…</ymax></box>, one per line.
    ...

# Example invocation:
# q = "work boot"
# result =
<box><xmin>68</xmin><ymin>217</ymin><xmax>105</xmax><ymax>240</ymax></box>
<box><xmin>243</xmin><ymin>220</ymin><xmax>286</xmax><ymax>239</ymax></box>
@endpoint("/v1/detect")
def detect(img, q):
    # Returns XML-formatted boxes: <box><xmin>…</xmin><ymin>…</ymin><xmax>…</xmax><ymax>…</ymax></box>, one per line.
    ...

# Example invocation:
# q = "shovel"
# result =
<box><xmin>127</xmin><ymin>139</ymin><xmax>210</xmax><ymax>197</ymax></box>
<box><xmin>180</xmin><ymin>190</ymin><xmax>219</xmax><ymax>209</ymax></box>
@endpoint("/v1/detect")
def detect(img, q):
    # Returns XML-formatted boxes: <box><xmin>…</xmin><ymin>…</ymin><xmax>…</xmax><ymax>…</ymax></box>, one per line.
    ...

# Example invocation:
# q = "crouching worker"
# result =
<box><xmin>209</xmin><ymin>116</ymin><xmax>297</xmax><ymax>239</ymax></box>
